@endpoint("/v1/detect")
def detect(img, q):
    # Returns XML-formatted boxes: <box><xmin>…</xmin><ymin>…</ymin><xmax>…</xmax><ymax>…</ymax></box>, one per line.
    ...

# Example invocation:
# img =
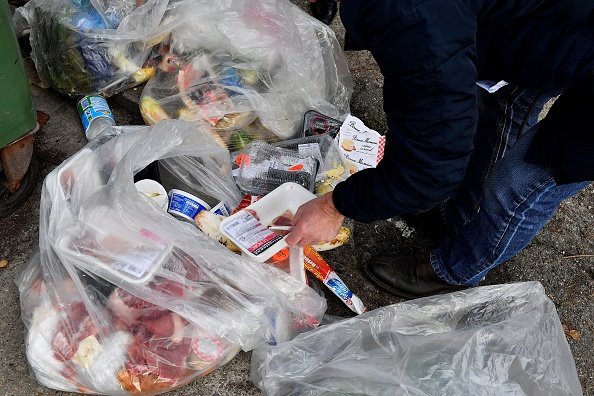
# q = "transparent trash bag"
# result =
<box><xmin>157</xmin><ymin>153</ymin><xmax>244</xmax><ymax>210</ymax></box>
<box><xmin>139</xmin><ymin>0</ymin><xmax>352</xmax><ymax>143</ymax></box>
<box><xmin>252</xmin><ymin>282</ymin><xmax>582</xmax><ymax>396</ymax></box>
<box><xmin>18</xmin><ymin>120</ymin><xmax>326</xmax><ymax>395</ymax></box>
<box><xmin>14</xmin><ymin>0</ymin><xmax>169</xmax><ymax>97</ymax></box>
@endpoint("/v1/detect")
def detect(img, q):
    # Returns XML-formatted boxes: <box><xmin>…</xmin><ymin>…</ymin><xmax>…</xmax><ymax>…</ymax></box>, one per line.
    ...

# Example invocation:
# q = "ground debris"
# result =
<box><xmin>581</xmin><ymin>222</ymin><xmax>594</xmax><ymax>239</ymax></box>
<box><xmin>562</xmin><ymin>324</ymin><xmax>581</xmax><ymax>340</ymax></box>
<box><xmin>0</xmin><ymin>260</ymin><xmax>8</xmax><ymax>269</ymax></box>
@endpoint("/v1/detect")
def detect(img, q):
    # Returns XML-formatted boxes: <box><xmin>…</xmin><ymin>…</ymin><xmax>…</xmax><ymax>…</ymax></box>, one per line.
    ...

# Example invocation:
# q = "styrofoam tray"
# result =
<box><xmin>219</xmin><ymin>182</ymin><xmax>316</xmax><ymax>262</ymax></box>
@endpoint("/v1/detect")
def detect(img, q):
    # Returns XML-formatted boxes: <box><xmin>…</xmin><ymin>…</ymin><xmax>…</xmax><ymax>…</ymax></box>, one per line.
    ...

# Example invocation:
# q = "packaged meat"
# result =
<box><xmin>220</xmin><ymin>182</ymin><xmax>316</xmax><ymax>263</ymax></box>
<box><xmin>19</xmin><ymin>120</ymin><xmax>327</xmax><ymax>395</ymax></box>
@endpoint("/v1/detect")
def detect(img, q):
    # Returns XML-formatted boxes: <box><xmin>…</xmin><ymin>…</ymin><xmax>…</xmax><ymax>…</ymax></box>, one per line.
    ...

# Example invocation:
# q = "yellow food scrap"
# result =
<box><xmin>140</xmin><ymin>97</ymin><xmax>170</xmax><ymax>125</ymax></box>
<box><xmin>312</xmin><ymin>226</ymin><xmax>351</xmax><ymax>252</ymax></box>
<box><xmin>132</xmin><ymin>66</ymin><xmax>156</xmax><ymax>84</ymax></box>
<box><xmin>315</xmin><ymin>163</ymin><xmax>347</xmax><ymax>194</ymax></box>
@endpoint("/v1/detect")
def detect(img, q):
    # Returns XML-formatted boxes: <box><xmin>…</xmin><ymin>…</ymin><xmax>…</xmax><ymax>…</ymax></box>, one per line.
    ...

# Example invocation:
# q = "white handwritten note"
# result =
<box><xmin>336</xmin><ymin>115</ymin><xmax>385</xmax><ymax>174</ymax></box>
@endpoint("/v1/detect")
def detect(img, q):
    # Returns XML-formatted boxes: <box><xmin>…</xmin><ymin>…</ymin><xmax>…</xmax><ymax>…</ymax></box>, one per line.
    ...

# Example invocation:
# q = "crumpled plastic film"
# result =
<box><xmin>14</xmin><ymin>0</ymin><xmax>169</xmax><ymax>97</ymax></box>
<box><xmin>18</xmin><ymin>120</ymin><xmax>326</xmax><ymax>395</ymax></box>
<box><xmin>139</xmin><ymin>0</ymin><xmax>352</xmax><ymax>143</ymax></box>
<box><xmin>252</xmin><ymin>282</ymin><xmax>582</xmax><ymax>396</ymax></box>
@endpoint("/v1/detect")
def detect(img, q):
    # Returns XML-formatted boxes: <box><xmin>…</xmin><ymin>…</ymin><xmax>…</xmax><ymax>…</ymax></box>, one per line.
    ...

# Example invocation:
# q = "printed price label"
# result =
<box><xmin>111</xmin><ymin>247</ymin><xmax>164</xmax><ymax>278</ymax></box>
<box><xmin>222</xmin><ymin>212</ymin><xmax>283</xmax><ymax>255</ymax></box>
<box><xmin>298</xmin><ymin>143</ymin><xmax>322</xmax><ymax>162</ymax></box>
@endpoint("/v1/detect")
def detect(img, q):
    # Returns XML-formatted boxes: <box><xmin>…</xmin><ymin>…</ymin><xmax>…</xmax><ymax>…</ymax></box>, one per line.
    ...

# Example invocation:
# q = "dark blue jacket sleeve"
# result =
<box><xmin>334</xmin><ymin>0</ymin><xmax>479</xmax><ymax>223</ymax></box>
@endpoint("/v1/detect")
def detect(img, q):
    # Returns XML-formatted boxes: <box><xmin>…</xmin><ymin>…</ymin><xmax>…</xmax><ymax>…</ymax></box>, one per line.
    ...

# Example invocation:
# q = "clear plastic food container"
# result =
<box><xmin>235</xmin><ymin>141</ymin><xmax>319</xmax><ymax>196</ymax></box>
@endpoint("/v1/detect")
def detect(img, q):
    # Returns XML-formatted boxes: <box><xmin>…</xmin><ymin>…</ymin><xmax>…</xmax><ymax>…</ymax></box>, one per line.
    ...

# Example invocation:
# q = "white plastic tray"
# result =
<box><xmin>219</xmin><ymin>182</ymin><xmax>316</xmax><ymax>262</ymax></box>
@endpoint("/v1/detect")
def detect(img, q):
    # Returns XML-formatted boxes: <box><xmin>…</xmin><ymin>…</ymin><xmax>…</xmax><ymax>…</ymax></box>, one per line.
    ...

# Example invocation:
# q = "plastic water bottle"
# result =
<box><xmin>77</xmin><ymin>95</ymin><xmax>116</xmax><ymax>140</ymax></box>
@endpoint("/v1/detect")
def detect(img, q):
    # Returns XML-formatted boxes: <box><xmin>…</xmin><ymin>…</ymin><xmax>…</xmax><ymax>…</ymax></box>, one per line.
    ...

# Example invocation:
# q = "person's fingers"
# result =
<box><xmin>285</xmin><ymin>232</ymin><xmax>298</xmax><ymax>246</ymax></box>
<box><xmin>285</xmin><ymin>229</ymin><xmax>304</xmax><ymax>247</ymax></box>
<box><xmin>297</xmin><ymin>238</ymin><xmax>308</xmax><ymax>248</ymax></box>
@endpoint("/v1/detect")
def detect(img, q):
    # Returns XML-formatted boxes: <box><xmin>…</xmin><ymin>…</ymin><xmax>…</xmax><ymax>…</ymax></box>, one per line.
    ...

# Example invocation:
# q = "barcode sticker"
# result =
<box><xmin>110</xmin><ymin>247</ymin><xmax>165</xmax><ymax>278</ymax></box>
<box><xmin>113</xmin><ymin>261</ymin><xmax>145</xmax><ymax>278</ymax></box>
<box><xmin>298</xmin><ymin>143</ymin><xmax>322</xmax><ymax>161</ymax></box>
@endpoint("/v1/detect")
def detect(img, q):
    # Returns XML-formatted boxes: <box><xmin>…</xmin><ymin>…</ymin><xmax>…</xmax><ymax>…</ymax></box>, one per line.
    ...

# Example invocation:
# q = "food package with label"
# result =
<box><xmin>302</xmin><ymin>110</ymin><xmax>343</xmax><ymax>139</ymax></box>
<box><xmin>139</xmin><ymin>0</ymin><xmax>352</xmax><ymax>143</ymax></box>
<box><xmin>303</xmin><ymin>246</ymin><xmax>366</xmax><ymax>314</ymax></box>
<box><xmin>235</xmin><ymin>141</ymin><xmax>319</xmax><ymax>196</ymax></box>
<box><xmin>273</xmin><ymin>134</ymin><xmax>350</xmax><ymax>194</ymax></box>
<box><xmin>18</xmin><ymin>120</ymin><xmax>326</xmax><ymax>395</ymax></box>
<box><xmin>156</xmin><ymin>150</ymin><xmax>243</xmax><ymax>215</ymax></box>
<box><xmin>220</xmin><ymin>183</ymin><xmax>316</xmax><ymax>262</ymax></box>
<box><xmin>337</xmin><ymin>114</ymin><xmax>387</xmax><ymax>175</ymax></box>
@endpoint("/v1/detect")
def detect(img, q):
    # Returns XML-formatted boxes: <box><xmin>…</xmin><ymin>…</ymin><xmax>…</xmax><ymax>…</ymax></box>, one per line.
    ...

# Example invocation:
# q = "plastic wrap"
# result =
<box><xmin>157</xmin><ymin>153</ymin><xmax>243</xmax><ymax>210</ymax></box>
<box><xmin>18</xmin><ymin>120</ymin><xmax>326</xmax><ymax>395</ymax></box>
<box><xmin>15</xmin><ymin>0</ymin><xmax>168</xmax><ymax>97</ymax></box>
<box><xmin>139</xmin><ymin>0</ymin><xmax>352</xmax><ymax>142</ymax></box>
<box><xmin>252</xmin><ymin>282</ymin><xmax>583</xmax><ymax>396</ymax></box>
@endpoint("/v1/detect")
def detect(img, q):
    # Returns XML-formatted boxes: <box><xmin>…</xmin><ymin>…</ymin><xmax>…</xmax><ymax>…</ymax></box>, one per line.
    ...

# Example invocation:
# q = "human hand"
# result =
<box><xmin>285</xmin><ymin>192</ymin><xmax>345</xmax><ymax>248</ymax></box>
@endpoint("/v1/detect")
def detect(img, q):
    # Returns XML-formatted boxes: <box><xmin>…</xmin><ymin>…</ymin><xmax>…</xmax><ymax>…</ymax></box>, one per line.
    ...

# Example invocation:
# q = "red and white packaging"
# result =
<box><xmin>304</xmin><ymin>246</ymin><xmax>367</xmax><ymax>314</ymax></box>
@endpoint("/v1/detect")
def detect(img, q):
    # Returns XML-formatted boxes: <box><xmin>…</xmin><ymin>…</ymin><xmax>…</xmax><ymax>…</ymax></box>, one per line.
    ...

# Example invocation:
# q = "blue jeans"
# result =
<box><xmin>431</xmin><ymin>85</ymin><xmax>591</xmax><ymax>286</ymax></box>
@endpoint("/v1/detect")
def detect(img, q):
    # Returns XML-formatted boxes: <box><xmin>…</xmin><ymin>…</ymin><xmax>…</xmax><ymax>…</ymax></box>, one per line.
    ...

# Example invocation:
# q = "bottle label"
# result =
<box><xmin>77</xmin><ymin>96</ymin><xmax>115</xmax><ymax>132</ymax></box>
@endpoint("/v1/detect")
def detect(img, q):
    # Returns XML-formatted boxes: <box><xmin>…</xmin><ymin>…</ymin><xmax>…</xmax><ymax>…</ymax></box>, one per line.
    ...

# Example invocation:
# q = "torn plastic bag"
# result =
<box><xmin>140</xmin><ymin>0</ymin><xmax>352</xmax><ymax>143</ymax></box>
<box><xmin>252</xmin><ymin>282</ymin><xmax>582</xmax><ymax>396</ymax></box>
<box><xmin>18</xmin><ymin>120</ymin><xmax>326</xmax><ymax>395</ymax></box>
<box><xmin>14</xmin><ymin>0</ymin><xmax>169</xmax><ymax>97</ymax></box>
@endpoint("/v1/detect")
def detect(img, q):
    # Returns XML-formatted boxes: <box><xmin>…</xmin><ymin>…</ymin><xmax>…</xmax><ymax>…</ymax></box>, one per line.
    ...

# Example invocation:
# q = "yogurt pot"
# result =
<box><xmin>168</xmin><ymin>189</ymin><xmax>211</xmax><ymax>222</ymax></box>
<box><xmin>135</xmin><ymin>179</ymin><xmax>168</xmax><ymax>210</ymax></box>
<box><xmin>210</xmin><ymin>201</ymin><xmax>231</xmax><ymax>217</ymax></box>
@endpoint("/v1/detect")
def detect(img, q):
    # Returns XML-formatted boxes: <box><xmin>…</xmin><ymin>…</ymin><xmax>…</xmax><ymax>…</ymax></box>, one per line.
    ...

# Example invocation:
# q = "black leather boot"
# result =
<box><xmin>310</xmin><ymin>0</ymin><xmax>338</xmax><ymax>25</ymax></box>
<box><xmin>363</xmin><ymin>255</ymin><xmax>467</xmax><ymax>299</ymax></box>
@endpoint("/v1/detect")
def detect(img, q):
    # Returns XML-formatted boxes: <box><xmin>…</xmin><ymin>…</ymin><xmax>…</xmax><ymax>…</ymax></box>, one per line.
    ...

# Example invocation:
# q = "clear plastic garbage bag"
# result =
<box><xmin>139</xmin><ymin>0</ymin><xmax>353</xmax><ymax>144</ymax></box>
<box><xmin>14</xmin><ymin>0</ymin><xmax>169</xmax><ymax>97</ymax></box>
<box><xmin>252</xmin><ymin>282</ymin><xmax>583</xmax><ymax>396</ymax></box>
<box><xmin>17</xmin><ymin>120</ymin><xmax>326</xmax><ymax>395</ymax></box>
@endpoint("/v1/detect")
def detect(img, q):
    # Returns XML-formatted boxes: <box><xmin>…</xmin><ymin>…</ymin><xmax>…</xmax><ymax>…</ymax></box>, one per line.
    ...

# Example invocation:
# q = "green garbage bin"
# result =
<box><xmin>0</xmin><ymin>0</ymin><xmax>37</xmax><ymax>149</ymax></box>
<box><xmin>1</xmin><ymin>0</ymin><xmax>39</xmax><ymax>217</ymax></box>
